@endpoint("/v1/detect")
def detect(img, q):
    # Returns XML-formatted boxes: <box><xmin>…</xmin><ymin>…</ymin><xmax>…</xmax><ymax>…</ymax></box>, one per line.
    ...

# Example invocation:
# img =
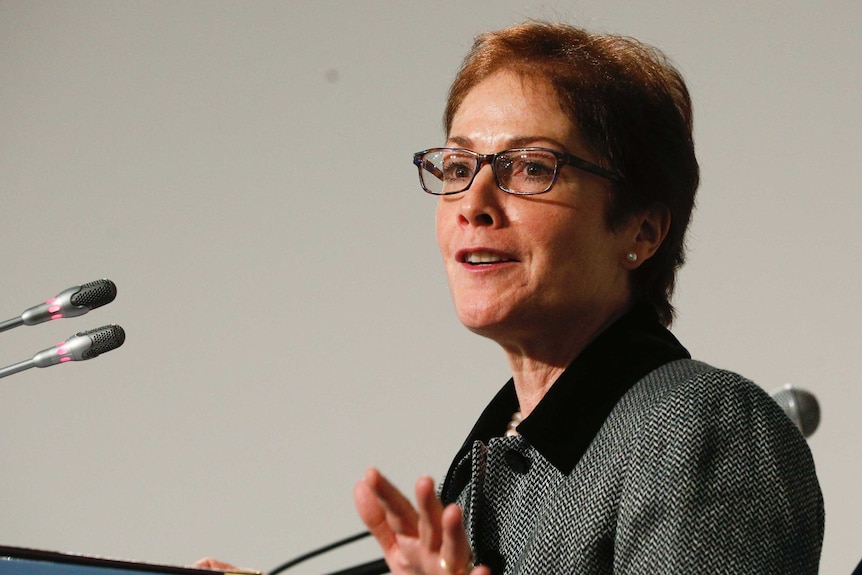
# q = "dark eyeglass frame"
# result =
<box><xmin>412</xmin><ymin>146</ymin><xmax>622</xmax><ymax>196</ymax></box>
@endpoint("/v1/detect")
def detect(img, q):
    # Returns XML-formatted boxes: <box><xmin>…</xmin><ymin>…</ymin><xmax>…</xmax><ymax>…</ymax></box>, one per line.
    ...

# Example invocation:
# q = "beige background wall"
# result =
<box><xmin>1</xmin><ymin>1</ymin><xmax>859</xmax><ymax>573</ymax></box>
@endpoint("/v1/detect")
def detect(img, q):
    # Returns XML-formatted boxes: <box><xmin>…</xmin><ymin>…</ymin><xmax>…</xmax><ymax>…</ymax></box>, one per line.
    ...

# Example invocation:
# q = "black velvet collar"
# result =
<box><xmin>442</xmin><ymin>303</ymin><xmax>690</xmax><ymax>497</ymax></box>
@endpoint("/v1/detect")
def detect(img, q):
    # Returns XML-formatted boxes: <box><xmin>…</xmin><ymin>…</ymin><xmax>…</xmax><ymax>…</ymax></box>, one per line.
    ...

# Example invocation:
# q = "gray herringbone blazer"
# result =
<box><xmin>444</xmin><ymin>359</ymin><xmax>824</xmax><ymax>574</ymax></box>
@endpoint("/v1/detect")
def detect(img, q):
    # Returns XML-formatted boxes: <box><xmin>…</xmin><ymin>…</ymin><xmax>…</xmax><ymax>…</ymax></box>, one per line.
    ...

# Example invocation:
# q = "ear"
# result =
<box><xmin>623</xmin><ymin>204</ymin><xmax>671</xmax><ymax>268</ymax></box>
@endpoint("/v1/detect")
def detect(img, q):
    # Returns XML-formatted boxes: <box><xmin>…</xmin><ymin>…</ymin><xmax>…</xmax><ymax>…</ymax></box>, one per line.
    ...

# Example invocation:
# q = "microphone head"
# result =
<box><xmin>30</xmin><ymin>324</ymin><xmax>126</xmax><ymax>368</ymax></box>
<box><xmin>78</xmin><ymin>324</ymin><xmax>126</xmax><ymax>359</ymax></box>
<box><xmin>771</xmin><ymin>384</ymin><xmax>820</xmax><ymax>438</ymax></box>
<box><xmin>20</xmin><ymin>279</ymin><xmax>118</xmax><ymax>325</ymax></box>
<box><xmin>70</xmin><ymin>279</ymin><xmax>117</xmax><ymax>310</ymax></box>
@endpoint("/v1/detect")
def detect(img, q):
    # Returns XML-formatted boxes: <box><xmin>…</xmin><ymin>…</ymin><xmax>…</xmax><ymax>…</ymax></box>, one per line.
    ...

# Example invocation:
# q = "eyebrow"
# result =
<box><xmin>445</xmin><ymin>135</ymin><xmax>569</xmax><ymax>151</ymax></box>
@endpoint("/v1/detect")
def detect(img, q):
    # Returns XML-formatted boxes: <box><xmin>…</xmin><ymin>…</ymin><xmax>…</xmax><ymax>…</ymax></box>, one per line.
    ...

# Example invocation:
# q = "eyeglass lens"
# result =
<box><xmin>420</xmin><ymin>149</ymin><xmax>559</xmax><ymax>195</ymax></box>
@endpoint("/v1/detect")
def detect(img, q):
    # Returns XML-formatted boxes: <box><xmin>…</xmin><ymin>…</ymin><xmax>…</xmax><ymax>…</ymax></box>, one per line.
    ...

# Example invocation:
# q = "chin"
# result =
<box><xmin>454</xmin><ymin>303</ymin><xmax>512</xmax><ymax>338</ymax></box>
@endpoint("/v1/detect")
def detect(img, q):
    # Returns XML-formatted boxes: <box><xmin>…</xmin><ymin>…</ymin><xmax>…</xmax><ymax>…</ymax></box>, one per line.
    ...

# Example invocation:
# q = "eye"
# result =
<box><xmin>441</xmin><ymin>154</ymin><xmax>474</xmax><ymax>182</ymax></box>
<box><xmin>523</xmin><ymin>161</ymin><xmax>554</xmax><ymax>178</ymax></box>
<box><xmin>501</xmin><ymin>152</ymin><xmax>556</xmax><ymax>181</ymax></box>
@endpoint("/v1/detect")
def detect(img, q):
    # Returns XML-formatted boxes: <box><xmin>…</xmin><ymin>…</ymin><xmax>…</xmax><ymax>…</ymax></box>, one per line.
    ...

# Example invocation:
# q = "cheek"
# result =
<box><xmin>526</xmin><ymin>210</ymin><xmax>580</xmax><ymax>256</ymax></box>
<box><xmin>533</xmin><ymin>216</ymin><xmax>614</xmax><ymax>282</ymax></box>
<box><xmin>435</xmin><ymin>201</ymin><xmax>452</xmax><ymax>254</ymax></box>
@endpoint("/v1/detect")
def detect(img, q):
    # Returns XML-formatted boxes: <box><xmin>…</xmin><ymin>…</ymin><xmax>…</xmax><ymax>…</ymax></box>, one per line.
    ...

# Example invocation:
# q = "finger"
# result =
<box><xmin>439</xmin><ymin>504</ymin><xmax>474</xmax><ymax>574</ymax></box>
<box><xmin>192</xmin><ymin>558</ymin><xmax>259</xmax><ymax>573</ymax></box>
<box><xmin>363</xmin><ymin>467</ymin><xmax>420</xmax><ymax>537</ymax></box>
<box><xmin>415</xmin><ymin>475</ymin><xmax>443</xmax><ymax>550</ymax></box>
<box><xmin>192</xmin><ymin>558</ymin><xmax>236</xmax><ymax>570</ymax></box>
<box><xmin>353</xmin><ymin>475</ymin><xmax>398</xmax><ymax>554</ymax></box>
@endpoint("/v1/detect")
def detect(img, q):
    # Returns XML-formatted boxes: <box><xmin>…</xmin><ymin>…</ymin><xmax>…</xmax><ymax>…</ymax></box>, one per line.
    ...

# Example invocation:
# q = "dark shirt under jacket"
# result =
<box><xmin>441</xmin><ymin>304</ymin><xmax>824</xmax><ymax>574</ymax></box>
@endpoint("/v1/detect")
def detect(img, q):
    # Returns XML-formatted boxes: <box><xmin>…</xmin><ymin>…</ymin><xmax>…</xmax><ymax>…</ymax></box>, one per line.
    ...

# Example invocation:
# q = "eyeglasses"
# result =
<box><xmin>412</xmin><ymin>147</ymin><xmax>621</xmax><ymax>196</ymax></box>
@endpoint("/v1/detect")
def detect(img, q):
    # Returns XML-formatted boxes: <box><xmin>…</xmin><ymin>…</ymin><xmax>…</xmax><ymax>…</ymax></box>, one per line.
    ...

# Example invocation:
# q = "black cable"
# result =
<box><xmin>323</xmin><ymin>558</ymin><xmax>388</xmax><ymax>575</ymax></box>
<box><xmin>268</xmin><ymin>531</ymin><xmax>383</xmax><ymax>575</ymax></box>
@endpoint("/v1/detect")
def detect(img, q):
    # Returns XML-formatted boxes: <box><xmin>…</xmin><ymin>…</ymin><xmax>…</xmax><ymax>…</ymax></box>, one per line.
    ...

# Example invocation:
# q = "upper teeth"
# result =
<box><xmin>466</xmin><ymin>252</ymin><xmax>505</xmax><ymax>264</ymax></box>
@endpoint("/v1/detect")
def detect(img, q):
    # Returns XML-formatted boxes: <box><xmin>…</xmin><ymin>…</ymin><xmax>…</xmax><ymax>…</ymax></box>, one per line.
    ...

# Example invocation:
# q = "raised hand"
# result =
<box><xmin>354</xmin><ymin>468</ymin><xmax>490</xmax><ymax>575</ymax></box>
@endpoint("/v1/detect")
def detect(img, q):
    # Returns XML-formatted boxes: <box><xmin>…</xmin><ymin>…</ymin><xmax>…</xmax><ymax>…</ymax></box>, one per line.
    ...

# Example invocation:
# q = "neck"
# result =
<box><xmin>500</xmin><ymin>304</ymin><xmax>631</xmax><ymax>417</ymax></box>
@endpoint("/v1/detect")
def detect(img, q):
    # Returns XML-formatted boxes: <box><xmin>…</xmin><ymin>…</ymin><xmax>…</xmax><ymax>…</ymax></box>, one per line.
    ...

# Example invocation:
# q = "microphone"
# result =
<box><xmin>0</xmin><ymin>324</ymin><xmax>126</xmax><ymax>380</ymax></box>
<box><xmin>0</xmin><ymin>279</ymin><xmax>117</xmax><ymax>333</ymax></box>
<box><xmin>771</xmin><ymin>384</ymin><xmax>820</xmax><ymax>438</ymax></box>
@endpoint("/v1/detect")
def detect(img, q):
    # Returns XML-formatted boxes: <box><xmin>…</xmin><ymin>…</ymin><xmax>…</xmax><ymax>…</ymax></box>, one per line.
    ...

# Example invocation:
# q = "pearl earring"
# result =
<box><xmin>626</xmin><ymin>252</ymin><xmax>638</xmax><ymax>263</ymax></box>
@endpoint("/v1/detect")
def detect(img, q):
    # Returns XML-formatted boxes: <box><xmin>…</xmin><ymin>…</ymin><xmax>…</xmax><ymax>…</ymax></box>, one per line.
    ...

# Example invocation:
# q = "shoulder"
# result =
<box><xmin>619</xmin><ymin>358</ymin><xmax>824</xmax><ymax>513</ymax></box>
<box><xmin>614</xmin><ymin>359</ymin><xmax>815</xmax><ymax>469</ymax></box>
<box><xmin>604</xmin><ymin>358</ymin><xmax>823</xmax><ymax>528</ymax></box>
<box><xmin>615</xmin><ymin>359</ymin><xmax>789</xmax><ymax>434</ymax></box>
<box><xmin>609</xmin><ymin>360</ymin><xmax>824</xmax><ymax>572</ymax></box>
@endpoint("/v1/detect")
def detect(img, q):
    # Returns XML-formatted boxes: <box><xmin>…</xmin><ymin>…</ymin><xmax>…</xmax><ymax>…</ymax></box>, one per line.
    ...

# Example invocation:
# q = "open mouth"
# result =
<box><xmin>462</xmin><ymin>251</ymin><xmax>515</xmax><ymax>266</ymax></box>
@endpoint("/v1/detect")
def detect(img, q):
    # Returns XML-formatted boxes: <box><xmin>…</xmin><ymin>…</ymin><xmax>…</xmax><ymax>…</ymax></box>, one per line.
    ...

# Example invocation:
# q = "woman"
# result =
<box><xmin>353</xmin><ymin>22</ymin><xmax>824</xmax><ymax>574</ymax></box>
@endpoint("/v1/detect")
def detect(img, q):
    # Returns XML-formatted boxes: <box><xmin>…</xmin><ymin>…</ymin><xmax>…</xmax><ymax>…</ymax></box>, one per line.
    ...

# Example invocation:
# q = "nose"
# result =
<box><xmin>456</xmin><ymin>163</ymin><xmax>504</xmax><ymax>227</ymax></box>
